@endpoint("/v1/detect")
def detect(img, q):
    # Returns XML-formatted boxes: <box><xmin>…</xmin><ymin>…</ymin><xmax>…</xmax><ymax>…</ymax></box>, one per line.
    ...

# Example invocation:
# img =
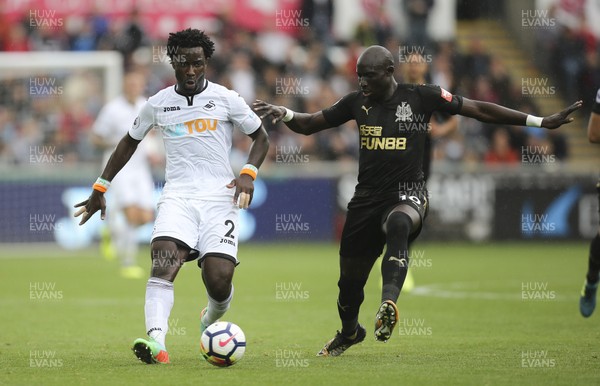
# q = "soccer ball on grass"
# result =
<box><xmin>200</xmin><ymin>321</ymin><xmax>246</xmax><ymax>367</ymax></box>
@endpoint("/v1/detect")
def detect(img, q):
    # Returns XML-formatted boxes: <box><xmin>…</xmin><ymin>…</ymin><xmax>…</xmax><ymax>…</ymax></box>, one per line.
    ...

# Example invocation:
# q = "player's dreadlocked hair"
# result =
<box><xmin>167</xmin><ymin>28</ymin><xmax>215</xmax><ymax>60</ymax></box>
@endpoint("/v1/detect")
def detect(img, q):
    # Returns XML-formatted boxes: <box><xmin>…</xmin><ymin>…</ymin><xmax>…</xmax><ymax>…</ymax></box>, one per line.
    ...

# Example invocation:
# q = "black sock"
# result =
<box><xmin>381</xmin><ymin>211</ymin><xmax>412</xmax><ymax>303</ymax></box>
<box><xmin>337</xmin><ymin>278</ymin><xmax>366</xmax><ymax>336</ymax></box>
<box><xmin>587</xmin><ymin>234</ymin><xmax>600</xmax><ymax>284</ymax></box>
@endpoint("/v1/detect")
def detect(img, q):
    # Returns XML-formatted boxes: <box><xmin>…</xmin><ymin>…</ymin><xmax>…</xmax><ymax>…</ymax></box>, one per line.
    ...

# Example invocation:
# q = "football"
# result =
<box><xmin>200</xmin><ymin>321</ymin><xmax>246</xmax><ymax>367</ymax></box>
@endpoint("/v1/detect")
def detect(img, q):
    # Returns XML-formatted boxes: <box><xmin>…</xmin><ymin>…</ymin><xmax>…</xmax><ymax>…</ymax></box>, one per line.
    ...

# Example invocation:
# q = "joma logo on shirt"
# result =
<box><xmin>184</xmin><ymin>118</ymin><xmax>217</xmax><ymax>134</ymax></box>
<box><xmin>163</xmin><ymin>106</ymin><xmax>181</xmax><ymax>112</ymax></box>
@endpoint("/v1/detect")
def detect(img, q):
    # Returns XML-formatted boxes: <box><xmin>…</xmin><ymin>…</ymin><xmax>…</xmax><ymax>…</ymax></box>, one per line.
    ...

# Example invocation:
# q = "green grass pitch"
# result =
<box><xmin>1</xmin><ymin>241</ymin><xmax>599</xmax><ymax>385</ymax></box>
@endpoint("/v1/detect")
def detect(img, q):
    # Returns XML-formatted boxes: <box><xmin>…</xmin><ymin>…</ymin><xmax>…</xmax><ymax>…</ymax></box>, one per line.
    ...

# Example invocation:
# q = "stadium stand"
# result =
<box><xmin>0</xmin><ymin>0</ymin><xmax>597</xmax><ymax>170</ymax></box>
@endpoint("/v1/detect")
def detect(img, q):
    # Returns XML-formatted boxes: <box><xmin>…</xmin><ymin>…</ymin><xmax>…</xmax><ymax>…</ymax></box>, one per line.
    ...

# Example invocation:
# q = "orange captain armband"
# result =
<box><xmin>240</xmin><ymin>164</ymin><xmax>258</xmax><ymax>180</ymax></box>
<box><xmin>92</xmin><ymin>177</ymin><xmax>111</xmax><ymax>193</ymax></box>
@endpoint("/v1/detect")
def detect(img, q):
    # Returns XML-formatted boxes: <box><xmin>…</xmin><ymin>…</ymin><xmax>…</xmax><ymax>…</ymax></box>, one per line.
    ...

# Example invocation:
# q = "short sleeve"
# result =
<box><xmin>128</xmin><ymin>102</ymin><xmax>155</xmax><ymax>140</ymax></box>
<box><xmin>322</xmin><ymin>92</ymin><xmax>356</xmax><ymax>127</ymax></box>
<box><xmin>228</xmin><ymin>92</ymin><xmax>262</xmax><ymax>135</ymax></box>
<box><xmin>593</xmin><ymin>88</ymin><xmax>600</xmax><ymax>114</ymax></box>
<box><xmin>418</xmin><ymin>84</ymin><xmax>463</xmax><ymax>115</ymax></box>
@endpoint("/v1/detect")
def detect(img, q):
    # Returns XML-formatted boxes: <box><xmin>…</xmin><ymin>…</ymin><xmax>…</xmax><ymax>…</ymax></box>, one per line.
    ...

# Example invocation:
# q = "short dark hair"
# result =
<box><xmin>167</xmin><ymin>28</ymin><xmax>215</xmax><ymax>59</ymax></box>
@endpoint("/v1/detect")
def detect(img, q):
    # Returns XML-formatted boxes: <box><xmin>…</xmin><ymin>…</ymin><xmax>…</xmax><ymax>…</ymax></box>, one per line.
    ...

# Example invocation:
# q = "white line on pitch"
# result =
<box><xmin>410</xmin><ymin>282</ymin><xmax>577</xmax><ymax>301</ymax></box>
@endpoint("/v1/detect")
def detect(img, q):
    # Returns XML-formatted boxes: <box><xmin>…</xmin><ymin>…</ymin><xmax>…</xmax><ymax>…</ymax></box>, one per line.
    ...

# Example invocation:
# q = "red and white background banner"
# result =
<box><xmin>2</xmin><ymin>0</ymin><xmax>303</xmax><ymax>38</ymax></box>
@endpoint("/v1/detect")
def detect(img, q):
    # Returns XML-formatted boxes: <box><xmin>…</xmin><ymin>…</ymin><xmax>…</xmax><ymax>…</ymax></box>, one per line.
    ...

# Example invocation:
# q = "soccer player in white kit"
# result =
<box><xmin>74</xmin><ymin>29</ymin><xmax>270</xmax><ymax>364</ymax></box>
<box><xmin>91</xmin><ymin>71</ymin><xmax>156</xmax><ymax>279</ymax></box>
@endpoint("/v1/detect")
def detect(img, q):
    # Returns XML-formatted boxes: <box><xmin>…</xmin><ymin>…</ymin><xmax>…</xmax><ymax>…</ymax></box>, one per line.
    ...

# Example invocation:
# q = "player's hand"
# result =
<box><xmin>542</xmin><ymin>100</ymin><xmax>583</xmax><ymax>129</ymax></box>
<box><xmin>73</xmin><ymin>190</ymin><xmax>106</xmax><ymax>225</ymax></box>
<box><xmin>227</xmin><ymin>174</ymin><xmax>254</xmax><ymax>209</ymax></box>
<box><xmin>252</xmin><ymin>100</ymin><xmax>286</xmax><ymax>125</ymax></box>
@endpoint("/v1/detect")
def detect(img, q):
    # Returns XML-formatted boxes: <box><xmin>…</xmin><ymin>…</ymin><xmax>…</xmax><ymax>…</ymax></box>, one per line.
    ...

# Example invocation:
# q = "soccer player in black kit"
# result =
<box><xmin>579</xmin><ymin>87</ymin><xmax>600</xmax><ymax>318</ymax></box>
<box><xmin>254</xmin><ymin>45</ymin><xmax>582</xmax><ymax>356</ymax></box>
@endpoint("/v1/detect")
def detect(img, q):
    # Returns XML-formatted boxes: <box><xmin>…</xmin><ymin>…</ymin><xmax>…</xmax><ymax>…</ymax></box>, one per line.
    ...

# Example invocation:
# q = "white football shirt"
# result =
<box><xmin>129</xmin><ymin>80</ymin><xmax>261</xmax><ymax>200</ymax></box>
<box><xmin>93</xmin><ymin>95</ymin><xmax>148</xmax><ymax>168</ymax></box>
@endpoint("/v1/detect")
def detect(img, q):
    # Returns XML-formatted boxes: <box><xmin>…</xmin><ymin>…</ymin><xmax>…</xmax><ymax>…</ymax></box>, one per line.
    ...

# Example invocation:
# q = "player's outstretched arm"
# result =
<box><xmin>459</xmin><ymin>98</ymin><xmax>583</xmax><ymax>130</ymax></box>
<box><xmin>74</xmin><ymin>133</ymin><xmax>141</xmax><ymax>225</ymax></box>
<box><xmin>227</xmin><ymin>126</ymin><xmax>269</xmax><ymax>209</ymax></box>
<box><xmin>253</xmin><ymin>100</ymin><xmax>331</xmax><ymax>135</ymax></box>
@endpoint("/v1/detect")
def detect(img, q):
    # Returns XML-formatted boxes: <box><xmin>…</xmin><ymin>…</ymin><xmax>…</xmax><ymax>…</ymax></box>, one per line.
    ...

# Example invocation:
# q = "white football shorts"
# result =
<box><xmin>151</xmin><ymin>195</ymin><xmax>239</xmax><ymax>264</ymax></box>
<box><xmin>110</xmin><ymin>165</ymin><xmax>155</xmax><ymax>211</ymax></box>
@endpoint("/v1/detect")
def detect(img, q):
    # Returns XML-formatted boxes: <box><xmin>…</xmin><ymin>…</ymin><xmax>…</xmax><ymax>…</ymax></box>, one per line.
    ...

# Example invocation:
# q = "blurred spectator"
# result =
<box><xmin>489</xmin><ymin>56</ymin><xmax>514</xmax><ymax>106</ymax></box>
<box><xmin>90</xmin><ymin>7</ymin><xmax>110</xmax><ymax>47</ymax></box>
<box><xmin>462</xmin><ymin>38</ymin><xmax>490</xmax><ymax>80</ymax></box>
<box><xmin>551</xmin><ymin>26</ymin><xmax>586</xmax><ymax>103</ymax></box>
<box><xmin>228</xmin><ymin>51</ymin><xmax>256</xmax><ymax>104</ymax></box>
<box><xmin>0</xmin><ymin>107</ymin><xmax>18</xmax><ymax>163</ymax></box>
<box><xmin>96</xmin><ymin>18</ymin><xmax>121</xmax><ymax>51</ymax></box>
<box><xmin>0</xmin><ymin>3</ymin><xmax>580</xmax><ymax>167</ymax></box>
<box><xmin>548</xmin><ymin>130</ymin><xmax>569</xmax><ymax>161</ymax></box>
<box><xmin>56</xmin><ymin>101</ymin><xmax>93</xmax><ymax>161</ymax></box>
<box><xmin>3</xmin><ymin>24</ymin><xmax>30</xmax><ymax>51</ymax></box>
<box><xmin>431</xmin><ymin>51</ymin><xmax>454</xmax><ymax>92</ymax></box>
<box><xmin>66</xmin><ymin>15</ymin><xmax>97</xmax><ymax>51</ymax></box>
<box><xmin>115</xmin><ymin>9</ymin><xmax>149</xmax><ymax>69</ymax></box>
<box><xmin>354</xmin><ymin>20</ymin><xmax>378</xmax><ymax>47</ymax></box>
<box><xmin>484</xmin><ymin>127</ymin><xmax>519</xmax><ymax>165</ymax></box>
<box><xmin>13</xmin><ymin>117</ymin><xmax>44</xmax><ymax>164</ymax></box>
<box><xmin>578</xmin><ymin>49</ymin><xmax>600</xmax><ymax>116</ymax></box>
<box><xmin>554</xmin><ymin>0</ymin><xmax>586</xmax><ymax>30</ymax></box>
<box><xmin>301</xmin><ymin>0</ymin><xmax>334</xmax><ymax>46</ymax></box>
<box><xmin>523</xmin><ymin>134</ymin><xmax>557</xmax><ymax>165</ymax></box>
<box><xmin>471</xmin><ymin>75</ymin><xmax>499</xmax><ymax>104</ymax></box>
<box><xmin>28</xmin><ymin>24</ymin><xmax>66</xmax><ymax>51</ymax></box>
<box><xmin>404</xmin><ymin>0</ymin><xmax>435</xmax><ymax>48</ymax></box>
<box><xmin>354</xmin><ymin>0</ymin><xmax>393</xmax><ymax>47</ymax></box>
<box><xmin>257</xmin><ymin>27</ymin><xmax>295</xmax><ymax>65</ymax></box>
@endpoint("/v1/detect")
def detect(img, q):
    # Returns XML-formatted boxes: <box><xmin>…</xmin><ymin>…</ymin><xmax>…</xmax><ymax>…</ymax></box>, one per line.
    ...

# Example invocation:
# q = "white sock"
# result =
<box><xmin>121</xmin><ymin>224</ymin><xmax>138</xmax><ymax>267</ymax></box>
<box><xmin>202</xmin><ymin>285</ymin><xmax>234</xmax><ymax>326</ymax></box>
<box><xmin>112</xmin><ymin>213</ymin><xmax>138</xmax><ymax>267</ymax></box>
<box><xmin>145</xmin><ymin>277</ymin><xmax>174</xmax><ymax>348</ymax></box>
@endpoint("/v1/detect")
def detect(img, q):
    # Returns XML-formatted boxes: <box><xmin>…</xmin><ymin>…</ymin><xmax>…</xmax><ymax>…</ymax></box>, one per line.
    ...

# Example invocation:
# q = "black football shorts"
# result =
<box><xmin>339</xmin><ymin>190</ymin><xmax>429</xmax><ymax>259</ymax></box>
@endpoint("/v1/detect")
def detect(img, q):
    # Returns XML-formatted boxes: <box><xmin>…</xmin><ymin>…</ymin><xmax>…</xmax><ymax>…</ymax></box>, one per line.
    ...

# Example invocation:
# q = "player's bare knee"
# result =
<box><xmin>204</xmin><ymin>274</ymin><xmax>232</xmax><ymax>301</ymax></box>
<box><xmin>208</xmin><ymin>282</ymin><xmax>232</xmax><ymax>302</ymax></box>
<box><xmin>150</xmin><ymin>240</ymin><xmax>186</xmax><ymax>280</ymax></box>
<box><xmin>202</xmin><ymin>256</ymin><xmax>235</xmax><ymax>301</ymax></box>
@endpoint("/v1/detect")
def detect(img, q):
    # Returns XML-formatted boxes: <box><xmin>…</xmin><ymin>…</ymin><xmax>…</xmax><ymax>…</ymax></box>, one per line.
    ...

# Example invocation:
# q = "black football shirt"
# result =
<box><xmin>322</xmin><ymin>84</ymin><xmax>462</xmax><ymax>195</ymax></box>
<box><xmin>593</xmin><ymin>88</ymin><xmax>600</xmax><ymax>114</ymax></box>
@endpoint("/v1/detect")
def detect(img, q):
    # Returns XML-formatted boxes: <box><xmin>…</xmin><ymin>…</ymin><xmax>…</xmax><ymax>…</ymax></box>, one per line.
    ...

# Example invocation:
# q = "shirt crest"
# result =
<box><xmin>395</xmin><ymin>102</ymin><xmax>413</xmax><ymax>122</ymax></box>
